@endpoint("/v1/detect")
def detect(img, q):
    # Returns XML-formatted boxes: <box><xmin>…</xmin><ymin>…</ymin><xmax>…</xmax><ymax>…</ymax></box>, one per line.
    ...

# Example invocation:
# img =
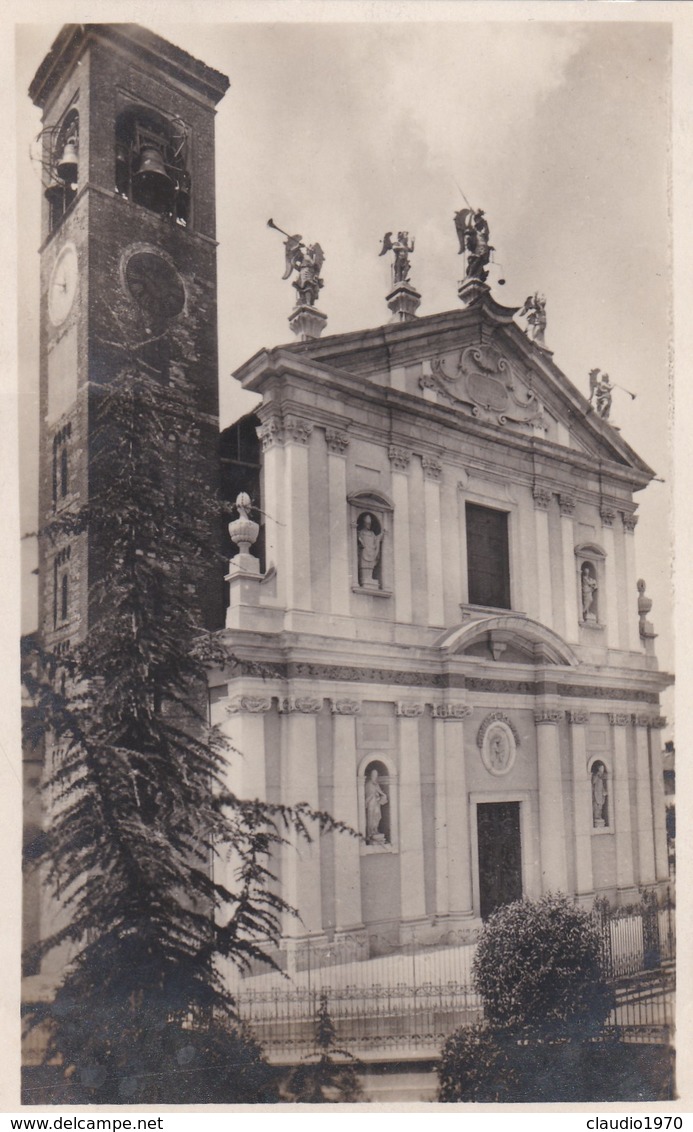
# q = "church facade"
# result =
<box><xmin>214</xmin><ymin>277</ymin><xmax>671</xmax><ymax>957</ymax></box>
<box><xmin>26</xmin><ymin>22</ymin><xmax>671</xmax><ymax>977</ymax></box>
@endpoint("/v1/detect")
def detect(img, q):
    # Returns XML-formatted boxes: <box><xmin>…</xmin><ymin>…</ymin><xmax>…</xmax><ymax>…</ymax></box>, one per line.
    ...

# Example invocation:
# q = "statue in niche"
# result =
<box><xmin>365</xmin><ymin>768</ymin><xmax>389</xmax><ymax>843</ymax></box>
<box><xmin>591</xmin><ymin>761</ymin><xmax>608</xmax><ymax>827</ymax></box>
<box><xmin>357</xmin><ymin>512</ymin><xmax>383</xmax><ymax>589</ymax></box>
<box><xmin>379</xmin><ymin>230</ymin><xmax>415</xmax><ymax>285</ymax></box>
<box><xmin>454</xmin><ymin>208</ymin><xmax>493</xmax><ymax>281</ymax></box>
<box><xmin>581</xmin><ymin>562</ymin><xmax>598</xmax><ymax>622</ymax></box>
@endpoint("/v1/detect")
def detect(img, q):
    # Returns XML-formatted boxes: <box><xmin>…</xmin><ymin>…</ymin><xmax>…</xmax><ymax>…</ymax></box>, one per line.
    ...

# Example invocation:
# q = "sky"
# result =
<box><xmin>14</xmin><ymin>7</ymin><xmax>676</xmax><ymax>722</ymax></box>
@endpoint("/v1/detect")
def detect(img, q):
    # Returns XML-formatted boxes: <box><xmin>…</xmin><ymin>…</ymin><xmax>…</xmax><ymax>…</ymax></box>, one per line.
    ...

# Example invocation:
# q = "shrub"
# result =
<box><xmin>472</xmin><ymin>893</ymin><xmax>613</xmax><ymax>1037</ymax></box>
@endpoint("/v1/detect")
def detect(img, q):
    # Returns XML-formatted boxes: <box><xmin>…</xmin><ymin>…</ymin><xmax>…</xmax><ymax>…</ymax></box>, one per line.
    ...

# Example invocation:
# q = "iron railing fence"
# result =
<box><xmin>228</xmin><ymin>891</ymin><xmax>675</xmax><ymax>1060</ymax></box>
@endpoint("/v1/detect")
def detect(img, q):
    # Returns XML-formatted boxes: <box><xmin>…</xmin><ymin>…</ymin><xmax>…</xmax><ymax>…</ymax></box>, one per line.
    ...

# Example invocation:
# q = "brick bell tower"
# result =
<box><xmin>30</xmin><ymin>25</ymin><xmax>229</xmax><ymax>650</ymax></box>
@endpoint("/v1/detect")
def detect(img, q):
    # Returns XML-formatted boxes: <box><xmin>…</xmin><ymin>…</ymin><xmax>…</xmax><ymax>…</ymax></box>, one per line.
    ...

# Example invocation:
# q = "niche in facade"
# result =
<box><xmin>590</xmin><ymin>759</ymin><xmax>609</xmax><ymax>829</ymax></box>
<box><xmin>363</xmin><ymin>759</ymin><xmax>391</xmax><ymax>845</ymax></box>
<box><xmin>348</xmin><ymin>491</ymin><xmax>393</xmax><ymax>596</ymax></box>
<box><xmin>115</xmin><ymin>107</ymin><xmax>191</xmax><ymax>226</ymax></box>
<box><xmin>575</xmin><ymin>543</ymin><xmax>606</xmax><ymax>629</ymax></box>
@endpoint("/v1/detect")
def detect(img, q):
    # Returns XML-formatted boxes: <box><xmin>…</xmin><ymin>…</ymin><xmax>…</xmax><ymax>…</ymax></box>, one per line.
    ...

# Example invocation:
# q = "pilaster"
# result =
<box><xmin>284</xmin><ymin>417</ymin><xmax>313</xmax><ymax>613</ymax></box>
<box><xmin>532</xmin><ymin>487</ymin><xmax>553</xmax><ymax>626</ymax></box>
<box><xmin>559</xmin><ymin>498</ymin><xmax>579</xmax><ymax>643</ymax></box>
<box><xmin>331</xmin><ymin>702</ymin><xmax>364</xmax><ymax>931</ymax></box>
<box><xmin>396</xmin><ymin>705</ymin><xmax>426</xmax><ymax>921</ymax></box>
<box><xmin>422</xmin><ymin>456</ymin><xmax>444</xmax><ymax>627</ymax></box>
<box><xmin>633</xmin><ymin>716</ymin><xmax>657</xmax><ymax>885</ymax></box>
<box><xmin>621</xmin><ymin>514</ymin><xmax>641</xmax><ymax>651</ymax></box>
<box><xmin>535</xmin><ymin>710</ymin><xmax>568</xmax><ymax>892</ymax></box>
<box><xmin>567</xmin><ymin>711</ymin><xmax>593</xmax><ymax>895</ymax></box>
<box><xmin>256</xmin><ymin>415</ymin><xmax>286</xmax><ymax>606</ymax></box>
<box><xmin>609</xmin><ymin>713</ymin><xmax>636</xmax><ymax>895</ymax></box>
<box><xmin>280</xmin><ymin>698</ymin><xmax>323</xmax><ymax>936</ymax></box>
<box><xmin>389</xmin><ymin>447</ymin><xmax>413</xmax><ymax>624</ymax></box>
<box><xmin>433</xmin><ymin>706</ymin><xmax>473</xmax><ymax>916</ymax></box>
<box><xmin>647</xmin><ymin>717</ymin><xmax>669</xmax><ymax>881</ymax></box>
<box><xmin>599</xmin><ymin>515</ymin><xmax>620</xmax><ymax>650</ymax></box>
<box><xmin>325</xmin><ymin>428</ymin><xmax>350</xmax><ymax>615</ymax></box>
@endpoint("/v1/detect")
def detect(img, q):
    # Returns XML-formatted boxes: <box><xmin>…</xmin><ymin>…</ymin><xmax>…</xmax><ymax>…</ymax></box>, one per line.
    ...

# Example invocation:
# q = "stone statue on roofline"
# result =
<box><xmin>519</xmin><ymin>292</ymin><xmax>547</xmax><ymax>346</ymax></box>
<box><xmin>589</xmin><ymin>368</ymin><xmax>614</xmax><ymax>420</ymax></box>
<box><xmin>379</xmin><ymin>230</ymin><xmax>415</xmax><ymax>285</ymax></box>
<box><xmin>267</xmin><ymin>218</ymin><xmax>325</xmax><ymax>308</ymax></box>
<box><xmin>454</xmin><ymin>207</ymin><xmax>493</xmax><ymax>281</ymax></box>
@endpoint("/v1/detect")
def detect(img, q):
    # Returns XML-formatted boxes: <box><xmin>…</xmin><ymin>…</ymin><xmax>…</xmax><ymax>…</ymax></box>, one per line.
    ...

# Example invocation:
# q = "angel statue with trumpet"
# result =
<box><xmin>267</xmin><ymin>218</ymin><xmax>325</xmax><ymax>308</ymax></box>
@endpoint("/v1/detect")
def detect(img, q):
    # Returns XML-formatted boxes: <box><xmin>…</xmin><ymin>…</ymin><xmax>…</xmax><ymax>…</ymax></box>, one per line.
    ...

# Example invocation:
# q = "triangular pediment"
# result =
<box><xmin>236</xmin><ymin>298</ymin><xmax>654</xmax><ymax>482</ymax></box>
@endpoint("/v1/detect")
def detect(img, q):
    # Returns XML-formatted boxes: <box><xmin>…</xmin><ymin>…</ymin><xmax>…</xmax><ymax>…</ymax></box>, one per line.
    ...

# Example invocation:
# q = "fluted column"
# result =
<box><xmin>325</xmin><ymin>429</ymin><xmax>350</xmax><ymax>615</ymax></box>
<box><xmin>533</xmin><ymin>488</ymin><xmax>553</xmax><ymax>626</ymax></box>
<box><xmin>433</xmin><ymin>704</ymin><xmax>473</xmax><ymax>916</ymax></box>
<box><xmin>535</xmin><ymin>710</ymin><xmax>568</xmax><ymax>892</ymax></box>
<box><xmin>648</xmin><ymin>717</ymin><xmax>669</xmax><ymax>881</ymax></box>
<box><xmin>280</xmin><ymin>697</ymin><xmax>323</xmax><ymax>936</ymax></box>
<box><xmin>568</xmin><ymin>711</ymin><xmax>594</xmax><ymax>895</ymax></box>
<box><xmin>422</xmin><ymin>457</ymin><xmax>445</xmax><ymax>627</ymax></box>
<box><xmin>633</xmin><ymin>716</ymin><xmax>657</xmax><ymax>884</ymax></box>
<box><xmin>331</xmin><ymin>700</ymin><xmax>363</xmax><ymax>930</ymax></box>
<box><xmin>559</xmin><ymin>495</ymin><xmax>579</xmax><ymax>642</ymax></box>
<box><xmin>610</xmin><ymin>713</ymin><xmax>635</xmax><ymax>892</ymax></box>
<box><xmin>396</xmin><ymin>704</ymin><xmax>426</xmax><ymax>920</ymax></box>
<box><xmin>389</xmin><ymin>447</ymin><xmax>413</xmax><ymax>623</ymax></box>
<box><xmin>284</xmin><ymin>416</ymin><xmax>313</xmax><ymax>612</ymax></box>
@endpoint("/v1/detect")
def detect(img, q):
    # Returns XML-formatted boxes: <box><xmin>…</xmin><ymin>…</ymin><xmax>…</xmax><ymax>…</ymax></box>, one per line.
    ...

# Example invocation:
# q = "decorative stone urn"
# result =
<box><xmin>228</xmin><ymin>492</ymin><xmax>260</xmax><ymax>574</ymax></box>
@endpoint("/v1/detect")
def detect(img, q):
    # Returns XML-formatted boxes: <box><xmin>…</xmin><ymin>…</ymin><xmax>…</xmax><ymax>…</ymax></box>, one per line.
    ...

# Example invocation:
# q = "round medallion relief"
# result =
<box><xmin>481</xmin><ymin>721</ymin><xmax>516</xmax><ymax>776</ymax></box>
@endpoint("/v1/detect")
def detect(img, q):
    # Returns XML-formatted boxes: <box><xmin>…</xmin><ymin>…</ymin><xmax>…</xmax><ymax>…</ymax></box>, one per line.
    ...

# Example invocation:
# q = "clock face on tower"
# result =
<box><xmin>123</xmin><ymin>249</ymin><xmax>186</xmax><ymax>322</ymax></box>
<box><xmin>48</xmin><ymin>242</ymin><xmax>79</xmax><ymax>326</ymax></box>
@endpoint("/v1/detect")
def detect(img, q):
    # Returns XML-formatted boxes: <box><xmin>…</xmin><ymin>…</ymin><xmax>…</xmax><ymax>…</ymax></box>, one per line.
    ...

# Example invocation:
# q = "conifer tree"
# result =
<box><xmin>23</xmin><ymin>367</ymin><xmax>347</xmax><ymax>1104</ymax></box>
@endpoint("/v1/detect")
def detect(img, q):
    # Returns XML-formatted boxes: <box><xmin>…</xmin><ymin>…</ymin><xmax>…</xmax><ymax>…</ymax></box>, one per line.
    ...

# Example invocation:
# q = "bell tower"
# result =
<box><xmin>30</xmin><ymin>25</ymin><xmax>229</xmax><ymax>647</ymax></box>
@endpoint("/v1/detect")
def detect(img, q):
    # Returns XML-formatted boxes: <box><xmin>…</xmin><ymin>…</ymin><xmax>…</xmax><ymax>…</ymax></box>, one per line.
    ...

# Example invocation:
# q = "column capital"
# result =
<box><xmin>421</xmin><ymin>455</ymin><xmax>442</xmax><ymax>481</ymax></box>
<box><xmin>534</xmin><ymin>709</ymin><xmax>564</xmax><ymax>725</ymax></box>
<box><xmin>329</xmin><ymin>698</ymin><xmax>361</xmax><ymax>715</ymax></box>
<box><xmin>567</xmin><ymin>710</ymin><xmax>590</xmax><ymax>725</ymax></box>
<box><xmin>256</xmin><ymin>416</ymin><xmax>284</xmax><ymax>451</ymax></box>
<box><xmin>600</xmin><ymin>505</ymin><xmax>616</xmax><ymax>528</ymax></box>
<box><xmin>284</xmin><ymin>415</ymin><xmax>313</xmax><ymax>445</ymax></box>
<box><xmin>325</xmin><ymin>427</ymin><xmax>350</xmax><ymax>455</ymax></box>
<box><xmin>279</xmin><ymin>696</ymin><xmax>323</xmax><ymax>714</ymax></box>
<box><xmin>622</xmin><ymin>512</ymin><xmax>638</xmax><ymax>534</ymax></box>
<box><xmin>388</xmin><ymin>445</ymin><xmax>412</xmax><ymax>472</ymax></box>
<box><xmin>533</xmin><ymin>486</ymin><xmax>552</xmax><ymax>511</ymax></box>
<box><xmin>396</xmin><ymin>701</ymin><xmax>425</xmax><ymax>717</ymax></box>
<box><xmin>608</xmin><ymin>712</ymin><xmax>631</xmax><ymax>727</ymax></box>
<box><xmin>558</xmin><ymin>494</ymin><xmax>576</xmax><ymax>517</ymax></box>
<box><xmin>431</xmin><ymin>702</ymin><xmax>472</xmax><ymax>720</ymax></box>
<box><xmin>226</xmin><ymin>695</ymin><xmax>273</xmax><ymax>715</ymax></box>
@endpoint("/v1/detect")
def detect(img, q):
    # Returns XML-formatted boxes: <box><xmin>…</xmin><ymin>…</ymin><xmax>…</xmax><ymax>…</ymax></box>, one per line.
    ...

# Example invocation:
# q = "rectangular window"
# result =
<box><xmin>466</xmin><ymin>502</ymin><xmax>511</xmax><ymax>609</ymax></box>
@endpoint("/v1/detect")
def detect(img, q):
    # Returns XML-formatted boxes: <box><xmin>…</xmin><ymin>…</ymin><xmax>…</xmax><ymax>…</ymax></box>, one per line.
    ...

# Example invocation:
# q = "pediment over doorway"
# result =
<box><xmin>437</xmin><ymin>614</ymin><xmax>580</xmax><ymax>667</ymax></box>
